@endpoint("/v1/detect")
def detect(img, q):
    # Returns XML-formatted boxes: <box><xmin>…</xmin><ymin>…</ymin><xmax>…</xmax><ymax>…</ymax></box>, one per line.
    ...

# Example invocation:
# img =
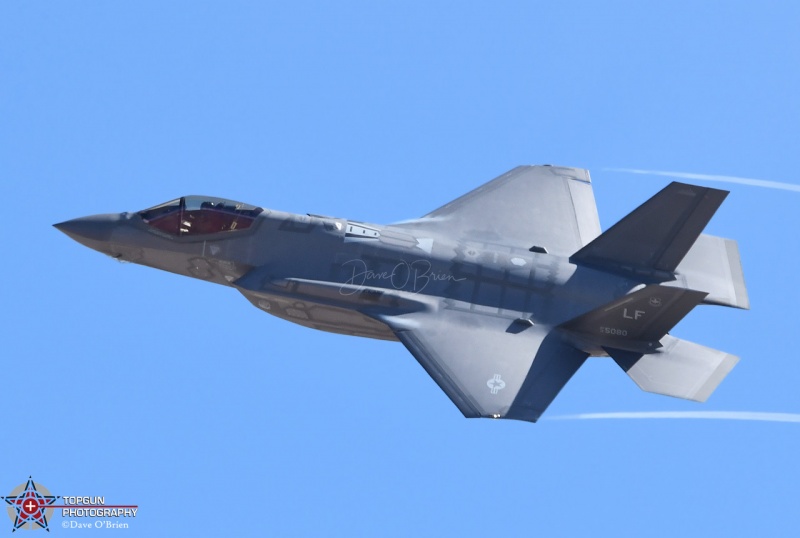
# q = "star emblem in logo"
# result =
<box><xmin>2</xmin><ymin>477</ymin><xmax>58</xmax><ymax>532</ymax></box>
<box><xmin>486</xmin><ymin>374</ymin><xmax>506</xmax><ymax>394</ymax></box>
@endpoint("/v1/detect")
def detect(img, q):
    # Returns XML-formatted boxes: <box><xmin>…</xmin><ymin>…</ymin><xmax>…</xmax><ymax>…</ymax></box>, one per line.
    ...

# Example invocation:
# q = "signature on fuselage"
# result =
<box><xmin>340</xmin><ymin>259</ymin><xmax>465</xmax><ymax>295</ymax></box>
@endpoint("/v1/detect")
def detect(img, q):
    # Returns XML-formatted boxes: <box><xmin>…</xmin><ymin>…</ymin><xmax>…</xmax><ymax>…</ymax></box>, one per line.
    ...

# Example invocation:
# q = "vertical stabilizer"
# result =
<box><xmin>558</xmin><ymin>285</ymin><xmax>708</xmax><ymax>354</ymax></box>
<box><xmin>570</xmin><ymin>182</ymin><xmax>728</xmax><ymax>280</ymax></box>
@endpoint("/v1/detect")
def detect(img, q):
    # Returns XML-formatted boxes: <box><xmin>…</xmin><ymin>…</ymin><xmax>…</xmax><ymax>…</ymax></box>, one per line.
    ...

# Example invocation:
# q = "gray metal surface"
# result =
<box><xmin>54</xmin><ymin>165</ymin><xmax>748</xmax><ymax>423</ymax></box>
<box><xmin>396</xmin><ymin>165</ymin><xmax>601</xmax><ymax>255</ymax></box>
<box><xmin>379</xmin><ymin>308</ymin><xmax>588</xmax><ymax>422</ymax></box>
<box><xmin>670</xmin><ymin>234</ymin><xmax>750</xmax><ymax>309</ymax></box>
<box><xmin>609</xmin><ymin>335</ymin><xmax>739</xmax><ymax>402</ymax></box>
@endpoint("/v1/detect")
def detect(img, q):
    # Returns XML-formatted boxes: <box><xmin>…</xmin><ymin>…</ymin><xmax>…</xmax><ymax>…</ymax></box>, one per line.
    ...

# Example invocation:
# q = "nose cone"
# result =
<box><xmin>54</xmin><ymin>214</ymin><xmax>123</xmax><ymax>254</ymax></box>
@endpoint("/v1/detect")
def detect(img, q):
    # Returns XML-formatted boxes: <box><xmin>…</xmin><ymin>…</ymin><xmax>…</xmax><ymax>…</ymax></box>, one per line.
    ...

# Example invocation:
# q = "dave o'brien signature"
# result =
<box><xmin>340</xmin><ymin>259</ymin><xmax>465</xmax><ymax>295</ymax></box>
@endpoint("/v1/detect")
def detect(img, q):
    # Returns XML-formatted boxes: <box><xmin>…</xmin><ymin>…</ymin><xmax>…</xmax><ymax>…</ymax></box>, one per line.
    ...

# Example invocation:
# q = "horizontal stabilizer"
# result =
<box><xmin>607</xmin><ymin>335</ymin><xmax>739</xmax><ymax>401</ymax></box>
<box><xmin>667</xmin><ymin>234</ymin><xmax>750</xmax><ymax>309</ymax></box>
<box><xmin>570</xmin><ymin>182</ymin><xmax>728</xmax><ymax>279</ymax></box>
<box><xmin>559</xmin><ymin>285</ymin><xmax>708</xmax><ymax>352</ymax></box>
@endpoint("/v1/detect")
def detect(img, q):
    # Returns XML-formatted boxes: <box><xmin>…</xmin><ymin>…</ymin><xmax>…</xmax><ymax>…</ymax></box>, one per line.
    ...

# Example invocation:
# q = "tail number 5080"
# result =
<box><xmin>600</xmin><ymin>326</ymin><xmax>628</xmax><ymax>337</ymax></box>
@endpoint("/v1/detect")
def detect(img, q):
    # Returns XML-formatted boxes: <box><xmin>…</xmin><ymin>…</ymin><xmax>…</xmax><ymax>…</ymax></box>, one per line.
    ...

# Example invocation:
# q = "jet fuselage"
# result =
<box><xmin>55</xmin><ymin>166</ymin><xmax>746</xmax><ymax>422</ymax></box>
<box><xmin>56</xmin><ymin>203</ymin><xmax>629</xmax><ymax>342</ymax></box>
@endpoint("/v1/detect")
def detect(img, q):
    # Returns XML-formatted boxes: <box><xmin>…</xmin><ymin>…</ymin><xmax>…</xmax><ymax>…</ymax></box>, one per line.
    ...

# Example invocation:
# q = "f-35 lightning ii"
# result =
<box><xmin>55</xmin><ymin>166</ymin><xmax>749</xmax><ymax>423</ymax></box>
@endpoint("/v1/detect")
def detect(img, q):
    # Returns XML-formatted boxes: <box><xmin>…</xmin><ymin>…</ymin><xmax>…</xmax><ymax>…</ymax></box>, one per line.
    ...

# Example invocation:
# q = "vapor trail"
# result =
<box><xmin>606</xmin><ymin>168</ymin><xmax>800</xmax><ymax>193</ymax></box>
<box><xmin>548</xmin><ymin>411</ymin><xmax>800</xmax><ymax>423</ymax></box>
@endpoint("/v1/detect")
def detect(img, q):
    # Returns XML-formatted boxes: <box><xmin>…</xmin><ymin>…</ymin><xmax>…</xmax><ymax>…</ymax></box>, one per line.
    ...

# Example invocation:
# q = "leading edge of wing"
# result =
<box><xmin>376</xmin><ymin>308</ymin><xmax>588</xmax><ymax>423</ymax></box>
<box><xmin>389</xmin><ymin>165</ymin><xmax>602</xmax><ymax>256</ymax></box>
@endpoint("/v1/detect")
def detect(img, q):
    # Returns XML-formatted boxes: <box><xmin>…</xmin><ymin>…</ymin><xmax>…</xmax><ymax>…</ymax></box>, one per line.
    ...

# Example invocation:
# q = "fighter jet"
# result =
<box><xmin>54</xmin><ymin>166</ymin><xmax>749</xmax><ymax>423</ymax></box>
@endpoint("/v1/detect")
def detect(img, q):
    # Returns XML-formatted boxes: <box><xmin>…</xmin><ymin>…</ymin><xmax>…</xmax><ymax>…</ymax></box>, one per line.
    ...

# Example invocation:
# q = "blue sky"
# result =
<box><xmin>2</xmin><ymin>2</ymin><xmax>798</xmax><ymax>536</ymax></box>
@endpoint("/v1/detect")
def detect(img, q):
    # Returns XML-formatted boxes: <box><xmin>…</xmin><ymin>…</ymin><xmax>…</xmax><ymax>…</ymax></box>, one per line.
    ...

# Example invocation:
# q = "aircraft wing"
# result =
<box><xmin>376</xmin><ymin>307</ymin><xmax>588</xmax><ymax>422</ymax></box>
<box><xmin>392</xmin><ymin>165</ymin><xmax>602</xmax><ymax>255</ymax></box>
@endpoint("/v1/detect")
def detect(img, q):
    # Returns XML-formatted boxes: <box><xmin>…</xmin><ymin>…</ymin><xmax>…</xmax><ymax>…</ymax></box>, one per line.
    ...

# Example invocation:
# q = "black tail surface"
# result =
<box><xmin>558</xmin><ymin>284</ymin><xmax>708</xmax><ymax>354</ymax></box>
<box><xmin>570</xmin><ymin>182</ymin><xmax>728</xmax><ymax>280</ymax></box>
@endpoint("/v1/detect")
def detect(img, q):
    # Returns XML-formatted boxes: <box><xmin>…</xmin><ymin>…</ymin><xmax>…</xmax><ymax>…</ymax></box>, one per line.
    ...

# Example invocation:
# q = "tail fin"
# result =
<box><xmin>559</xmin><ymin>284</ymin><xmax>708</xmax><ymax>354</ymax></box>
<box><xmin>570</xmin><ymin>182</ymin><xmax>728</xmax><ymax>280</ymax></box>
<box><xmin>563</xmin><ymin>182</ymin><xmax>743</xmax><ymax>402</ymax></box>
<box><xmin>608</xmin><ymin>336</ymin><xmax>739</xmax><ymax>402</ymax></box>
<box><xmin>667</xmin><ymin>234</ymin><xmax>750</xmax><ymax>309</ymax></box>
<box><xmin>558</xmin><ymin>285</ymin><xmax>738</xmax><ymax>402</ymax></box>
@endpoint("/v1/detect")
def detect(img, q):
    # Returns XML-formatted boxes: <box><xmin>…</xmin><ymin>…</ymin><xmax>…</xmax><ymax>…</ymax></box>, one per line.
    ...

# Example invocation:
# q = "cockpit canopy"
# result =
<box><xmin>138</xmin><ymin>196</ymin><xmax>264</xmax><ymax>236</ymax></box>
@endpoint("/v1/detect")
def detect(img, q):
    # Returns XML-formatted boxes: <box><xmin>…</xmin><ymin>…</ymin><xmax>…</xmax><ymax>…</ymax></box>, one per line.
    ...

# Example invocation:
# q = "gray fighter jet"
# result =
<box><xmin>55</xmin><ymin>166</ymin><xmax>749</xmax><ymax>423</ymax></box>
